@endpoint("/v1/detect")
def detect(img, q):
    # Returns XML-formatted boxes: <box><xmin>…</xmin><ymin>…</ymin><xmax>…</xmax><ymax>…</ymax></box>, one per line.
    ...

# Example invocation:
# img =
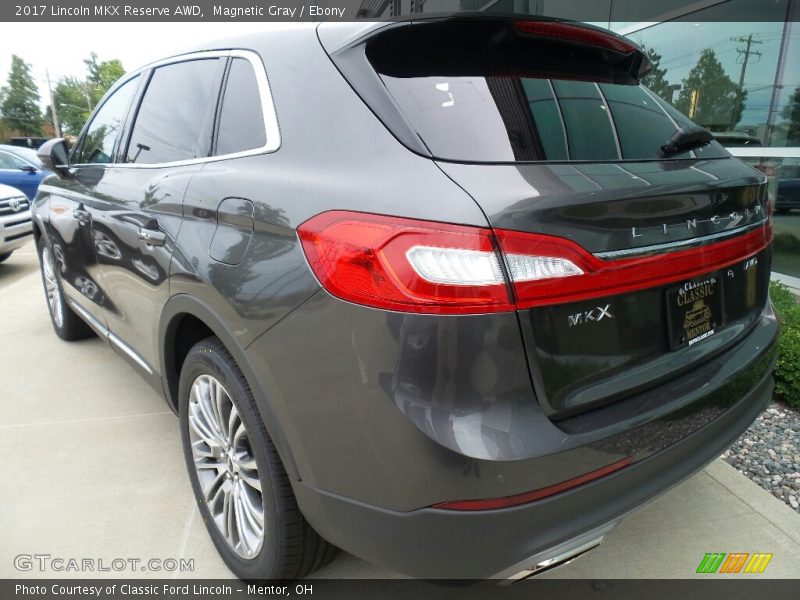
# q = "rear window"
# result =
<box><xmin>366</xmin><ymin>22</ymin><xmax>728</xmax><ymax>163</ymax></box>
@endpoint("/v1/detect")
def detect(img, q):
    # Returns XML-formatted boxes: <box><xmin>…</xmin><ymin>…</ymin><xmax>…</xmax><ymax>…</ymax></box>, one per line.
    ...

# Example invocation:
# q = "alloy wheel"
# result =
<box><xmin>188</xmin><ymin>374</ymin><xmax>265</xmax><ymax>558</ymax></box>
<box><xmin>41</xmin><ymin>245</ymin><xmax>64</xmax><ymax>328</ymax></box>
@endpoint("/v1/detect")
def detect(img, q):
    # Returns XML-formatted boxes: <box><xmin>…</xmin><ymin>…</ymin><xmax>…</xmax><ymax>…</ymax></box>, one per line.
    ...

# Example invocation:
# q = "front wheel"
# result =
<box><xmin>37</xmin><ymin>237</ymin><xmax>93</xmax><ymax>341</ymax></box>
<box><xmin>178</xmin><ymin>337</ymin><xmax>336</xmax><ymax>580</ymax></box>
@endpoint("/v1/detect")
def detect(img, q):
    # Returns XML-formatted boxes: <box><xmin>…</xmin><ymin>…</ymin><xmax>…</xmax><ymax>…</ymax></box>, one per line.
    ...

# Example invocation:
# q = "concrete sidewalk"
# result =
<box><xmin>2</xmin><ymin>243</ymin><xmax>799</xmax><ymax>579</ymax></box>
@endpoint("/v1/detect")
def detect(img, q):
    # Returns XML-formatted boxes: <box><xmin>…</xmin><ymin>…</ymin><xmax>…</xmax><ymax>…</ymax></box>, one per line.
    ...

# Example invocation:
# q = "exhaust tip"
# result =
<box><xmin>501</xmin><ymin>533</ymin><xmax>607</xmax><ymax>583</ymax></box>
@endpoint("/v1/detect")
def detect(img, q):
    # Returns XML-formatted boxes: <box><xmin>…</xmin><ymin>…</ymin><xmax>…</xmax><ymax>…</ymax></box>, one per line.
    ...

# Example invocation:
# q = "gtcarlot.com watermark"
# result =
<box><xmin>14</xmin><ymin>554</ymin><xmax>194</xmax><ymax>573</ymax></box>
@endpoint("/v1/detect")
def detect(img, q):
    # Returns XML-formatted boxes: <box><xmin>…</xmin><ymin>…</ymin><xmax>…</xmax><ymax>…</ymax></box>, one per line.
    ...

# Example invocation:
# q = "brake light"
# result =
<box><xmin>298</xmin><ymin>211</ymin><xmax>770</xmax><ymax>314</ymax></box>
<box><xmin>297</xmin><ymin>211</ymin><xmax>514</xmax><ymax>314</ymax></box>
<box><xmin>497</xmin><ymin>226</ymin><xmax>768</xmax><ymax>309</ymax></box>
<box><xmin>513</xmin><ymin>20</ymin><xmax>638</xmax><ymax>54</ymax></box>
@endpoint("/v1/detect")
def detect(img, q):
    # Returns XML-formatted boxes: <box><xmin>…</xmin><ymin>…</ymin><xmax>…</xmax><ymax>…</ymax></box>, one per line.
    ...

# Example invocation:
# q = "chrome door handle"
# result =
<box><xmin>72</xmin><ymin>208</ymin><xmax>90</xmax><ymax>226</ymax></box>
<box><xmin>137</xmin><ymin>227</ymin><xmax>166</xmax><ymax>247</ymax></box>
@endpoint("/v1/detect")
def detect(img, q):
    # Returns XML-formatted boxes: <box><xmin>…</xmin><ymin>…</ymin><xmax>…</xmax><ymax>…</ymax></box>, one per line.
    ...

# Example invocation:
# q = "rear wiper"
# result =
<box><xmin>659</xmin><ymin>124</ymin><xmax>714</xmax><ymax>158</ymax></box>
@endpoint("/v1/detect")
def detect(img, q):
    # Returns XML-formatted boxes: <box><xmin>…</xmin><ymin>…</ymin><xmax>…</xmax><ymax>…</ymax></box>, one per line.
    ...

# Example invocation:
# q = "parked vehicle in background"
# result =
<box><xmin>32</xmin><ymin>18</ymin><xmax>778</xmax><ymax>581</ymax></box>
<box><xmin>8</xmin><ymin>136</ymin><xmax>48</xmax><ymax>150</ymax></box>
<box><xmin>0</xmin><ymin>144</ymin><xmax>51</xmax><ymax>200</ymax></box>
<box><xmin>0</xmin><ymin>182</ymin><xmax>32</xmax><ymax>263</ymax></box>
<box><xmin>775</xmin><ymin>164</ymin><xmax>800</xmax><ymax>214</ymax></box>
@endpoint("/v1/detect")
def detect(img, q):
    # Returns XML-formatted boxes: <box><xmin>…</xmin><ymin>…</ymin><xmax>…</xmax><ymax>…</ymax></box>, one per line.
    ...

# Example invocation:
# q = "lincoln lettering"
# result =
<box><xmin>631</xmin><ymin>205</ymin><xmax>763</xmax><ymax>240</ymax></box>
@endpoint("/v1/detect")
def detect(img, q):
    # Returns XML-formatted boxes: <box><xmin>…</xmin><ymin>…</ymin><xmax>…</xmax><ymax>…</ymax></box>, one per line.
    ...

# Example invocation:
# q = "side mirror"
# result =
<box><xmin>19</xmin><ymin>164</ymin><xmax>38</xmax><ymax>174</ymax></box>
<box><xmin>37</xmin><ymin>138</ymin><xmax>71</xmax><ymax>178</ymax></box>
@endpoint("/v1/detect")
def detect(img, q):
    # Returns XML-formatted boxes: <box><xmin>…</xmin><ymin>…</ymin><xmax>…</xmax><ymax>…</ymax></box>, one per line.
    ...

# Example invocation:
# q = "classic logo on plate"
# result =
<box><xmin>677</xmin><ymin>277</ymin><xmax>718</xmax><ymax>345</ymax></box>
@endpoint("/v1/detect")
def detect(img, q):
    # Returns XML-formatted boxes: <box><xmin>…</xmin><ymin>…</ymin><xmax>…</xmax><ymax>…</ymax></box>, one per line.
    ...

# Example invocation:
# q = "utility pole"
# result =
<box><xmin>45</xmin><ymin>69</ymin><xmax>60</xmax><ymax>137</ymax></box>
<box><xmin>731</xmin><ymin>34</ymin><xmax>762</xmax><ymax>126</ymax></box>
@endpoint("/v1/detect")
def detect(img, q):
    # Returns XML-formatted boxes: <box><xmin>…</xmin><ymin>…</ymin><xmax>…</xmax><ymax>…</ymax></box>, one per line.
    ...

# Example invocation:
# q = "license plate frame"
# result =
<box><xmin>666</xmin><ymin>273</ymin><xmax>725</xmax><ymax>350</ymax></box>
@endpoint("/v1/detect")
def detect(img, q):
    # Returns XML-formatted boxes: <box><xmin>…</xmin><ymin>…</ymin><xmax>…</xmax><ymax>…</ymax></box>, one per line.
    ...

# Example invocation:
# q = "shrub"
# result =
<box><xmin>769</xmin><ymin>282</ymin><xmax>800</xmax><ymax>407</ymax></box>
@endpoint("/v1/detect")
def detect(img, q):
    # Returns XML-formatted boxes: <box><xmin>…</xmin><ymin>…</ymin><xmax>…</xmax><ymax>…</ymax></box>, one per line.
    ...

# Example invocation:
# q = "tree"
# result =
<box><xmin>641</xmin><ymin>47</ymin><xmax>671</xmax><ymax>100</ymax></box>
<box><xmin>0</xmin><ymin>55</ymin><xmax>42</xmax><ymax>136</ymax></box>
<box><xmin>675</xmin><ymin>48</ymin><xmax>746</xmax><ymax>130</ymax></box>
<box><xmin>84</xmin><ymin>52</ymin><xmax>125</xmax><ymax>104</ymax></box>
<box><xmin>53</xmin><ymin>76</ymin><xmax>92</xmax><ymax>137</ymax></box>
<box><xmin>53</xmin><ymin>53</ymin><xmax>124</xmax><ymax>136</ymax></box>
<box><xmin>781</xmin><ymin>87</ymin><xmax>800</xmax><ymax>146</ymax></box>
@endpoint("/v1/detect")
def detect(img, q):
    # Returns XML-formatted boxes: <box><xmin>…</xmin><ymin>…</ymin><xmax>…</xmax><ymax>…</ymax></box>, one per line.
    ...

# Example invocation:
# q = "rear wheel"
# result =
<box><xmin>179</xmin><ymin>337</ymin><xmax>336</xmax><ymax>579</ymax></box>
<box><xmin>37</xmin><ymin>237</ymin><xmax>93</xmax><ymax>341</ymax></box>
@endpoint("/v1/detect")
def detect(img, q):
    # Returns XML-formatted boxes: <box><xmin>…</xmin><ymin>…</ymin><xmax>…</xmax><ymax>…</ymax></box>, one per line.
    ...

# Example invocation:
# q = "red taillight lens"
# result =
<box><xmin>513</xmin><ymin>20</ymin><xmax>638</xmax><ymax>54</ymax></box>
<box><xmin>298</xmin><ymin>211</ymin><xmax>770</xmax><ymax>314</ymax></box>
<box><xmin>432</xmin><ymin>457</ymin><xmax>633</xmax><ymax>511</ymax></box>
<box><xmin>498</xmin><ymin>226</ymin><xmax>768</xmax><ymax>309</ymax></box>
<box><xmin>297</xmin><ymin>211</ymin><xmax>514</xmax><ymax>314</ymax></box>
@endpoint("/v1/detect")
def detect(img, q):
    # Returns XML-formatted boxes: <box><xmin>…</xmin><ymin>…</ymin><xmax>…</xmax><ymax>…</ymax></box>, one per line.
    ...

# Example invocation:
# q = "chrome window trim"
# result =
<box><xmin>70</xmin><ymin>49</ymin><xmax>281</xmax><ymax>170</ymax></box>
<box><xmin>66</xmin><ymin>298</ymin><xmax>154</xmax><ymax>374</ymax></box>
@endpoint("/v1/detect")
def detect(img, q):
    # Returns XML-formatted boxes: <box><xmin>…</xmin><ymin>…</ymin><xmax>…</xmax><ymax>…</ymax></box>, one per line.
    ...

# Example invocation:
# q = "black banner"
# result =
<box><xmin>1</xmin><ymin>0</ymin><xmax>799</xmax><ymax>22</ymax></box>
<box><xmin>3</xmin><ymin>579</ymin><xmax>800</xmax><ymax>600</ymax></box>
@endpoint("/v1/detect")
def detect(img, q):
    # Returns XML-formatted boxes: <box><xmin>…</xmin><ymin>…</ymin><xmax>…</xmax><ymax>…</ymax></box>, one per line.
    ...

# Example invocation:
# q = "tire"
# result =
<box><xmin>37</xmin><ymin>237</ymin><xmax>94</xmax><ymax>341</ymax></box>
<box><xmin>179</xmin><ymin>337</ymin><xmax>337</xmax><ymax>580</ymax></box>
<box><xmin>0</xmin><ymin>252</ymin><xmax>11</xmax><ymax>263</ymax></box>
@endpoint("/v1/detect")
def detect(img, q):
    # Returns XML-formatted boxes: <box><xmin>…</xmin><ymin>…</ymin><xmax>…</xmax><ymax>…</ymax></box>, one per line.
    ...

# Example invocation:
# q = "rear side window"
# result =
<box><xmin>126</xmin><ymin>59</ymin><xmax>223</xmax><ymax>164</ymax></box>
<box><xmin>215</xmin><ymin>58</ymin><xmax>267</xmax><ymax>156</ymax></box>
<box><xmin>365</xmin><ymin>21</ymin><xmax>728</xmax><ymax>163</ymax></box>
<box><xmin>73</xmin><ymin>76</ymin><xmax>139</xmax><ymax>165</ymax></box>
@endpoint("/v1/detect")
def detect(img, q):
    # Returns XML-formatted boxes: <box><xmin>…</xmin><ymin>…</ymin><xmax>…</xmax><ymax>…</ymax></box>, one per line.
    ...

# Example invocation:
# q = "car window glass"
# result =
<box><xmin>216</xmin><ymin>58</ymin><xmax>266</xmax><ymax>156</ymax></box>
<box><xmin>72</xmin><ymin>76</ymin><xmax>139</xmax><ymax>165</ymax></box>
<box><xmin>127</xmin><ymin>59</ymin><xmax>222</xmax><ymax>164</ymax></box>
<box><xmin>0</xmin><ymin>152</ymin><xmax>21</xmax><ymax>169</ymax></box>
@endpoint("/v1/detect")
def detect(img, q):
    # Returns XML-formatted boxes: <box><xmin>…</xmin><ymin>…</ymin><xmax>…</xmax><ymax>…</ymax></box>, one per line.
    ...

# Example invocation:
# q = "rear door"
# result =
<box><xmin>325</xmin><ymin>18</ymin><xmax>772</xmax><ymax>419</ymax></box>
<box><xmin>89</xmin><ymin>56</ymin><xmax>226</xmax><ymax>377</ymax></box>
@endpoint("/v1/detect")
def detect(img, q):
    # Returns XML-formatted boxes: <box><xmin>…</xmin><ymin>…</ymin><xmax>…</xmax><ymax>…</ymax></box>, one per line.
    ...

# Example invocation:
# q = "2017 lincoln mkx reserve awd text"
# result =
<box><xmin>31</xmin><ymin>17</ymin><xmax>778</xmax><ymax>580</ymax></box>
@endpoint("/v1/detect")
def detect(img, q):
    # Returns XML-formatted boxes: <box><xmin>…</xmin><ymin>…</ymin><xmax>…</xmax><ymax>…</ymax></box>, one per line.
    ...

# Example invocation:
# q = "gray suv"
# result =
<box><xmin>33</xmin><ymin>18</ymin><xmax>778</xmax><ymax>580</ymax></box>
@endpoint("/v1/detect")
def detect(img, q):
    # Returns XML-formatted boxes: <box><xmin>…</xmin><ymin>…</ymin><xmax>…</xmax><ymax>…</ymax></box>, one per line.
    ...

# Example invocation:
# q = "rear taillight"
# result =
<box><xmin>297</xmin><ymin>211</ymin><xmax>513</xmax><ymax>314</ymax></box>
<box><xmin>513</xmin><ymin>20</ymin><xmax>638</xmax><ymax>54</ymax></box>
<box><xmin>298</xmin><ymin>211</ymin><xmax>770</xmax><ymax>314</ymax></box>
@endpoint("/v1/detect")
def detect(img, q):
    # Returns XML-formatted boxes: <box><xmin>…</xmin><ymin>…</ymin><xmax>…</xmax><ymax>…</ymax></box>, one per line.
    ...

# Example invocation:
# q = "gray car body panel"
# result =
<box><xmin>31</xmin><ymin>22</ymin><xmax>780</xmax><ymax>579</ymax></box>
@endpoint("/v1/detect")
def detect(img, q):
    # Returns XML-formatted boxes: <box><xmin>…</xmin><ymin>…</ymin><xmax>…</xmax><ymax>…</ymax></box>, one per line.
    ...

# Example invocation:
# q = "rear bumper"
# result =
<box><xmin>249</xmin><ymin>288</ymin><xmax>777</xmax><ymax>579</ymax></box>
<box><xmin>293</xmin><ymin>364</ymin><xmax>774</xmax><ymax>579</ymax></box>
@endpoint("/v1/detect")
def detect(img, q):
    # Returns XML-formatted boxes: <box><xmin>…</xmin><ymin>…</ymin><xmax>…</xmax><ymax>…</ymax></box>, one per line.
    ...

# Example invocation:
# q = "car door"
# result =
<box><xmin>88</xmin><ymin>56</ymin><xmax>226</xmax><ymax>379</ymax></box>
<box><xmin>0</xmin><ymin>149</ymin><xmax>40</xmax><ymax>200</ymax></box>
<box><xmin>42</xmin><ymin>76</ymin><xmax>141</xmax><ymax>327</ymax></box>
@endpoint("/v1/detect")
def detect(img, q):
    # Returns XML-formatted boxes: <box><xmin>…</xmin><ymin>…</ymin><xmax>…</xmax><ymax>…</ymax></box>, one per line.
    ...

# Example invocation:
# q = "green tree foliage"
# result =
<box><xmin>0</xmin><ymin>55</ymin><xmax>42</xmax><ymax>136</ymax></box>
<box><xmin>53</xmin><ymin>53</ymin><xmax>125</xmax><ymax>136</ymax></box>
<box><xmin>675</xmin><ymin>48</ymin><xmax>746</xmax><ymax>130</ymax></box>
<box><xmin>781</xmin><ymin>87</ymin><xmax>800</xmax><ymax>146</ymax></box>
<box><xmin>641</xmin><ymin>47</ymin><xmax>671</xmax><ymax>100</ymax></box>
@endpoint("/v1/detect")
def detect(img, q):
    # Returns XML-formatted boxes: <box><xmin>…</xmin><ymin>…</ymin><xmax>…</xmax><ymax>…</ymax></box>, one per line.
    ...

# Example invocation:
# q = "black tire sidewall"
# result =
<box><xmin>36</xmin><ymin>237</ymin><xmax>70</xmax><ymax>339</ymax></box>
<box><xmin>178</xmin><ymin>340</ymin><xmax>284</xmax><ymax>580</ymax></box>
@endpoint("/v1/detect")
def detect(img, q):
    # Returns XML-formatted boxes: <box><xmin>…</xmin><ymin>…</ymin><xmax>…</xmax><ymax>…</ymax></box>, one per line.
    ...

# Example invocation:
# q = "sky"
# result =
<box><xmin>1</xmin><ymin>23</ymin><xmax>277</xmax><ymax>111</ymax></box>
